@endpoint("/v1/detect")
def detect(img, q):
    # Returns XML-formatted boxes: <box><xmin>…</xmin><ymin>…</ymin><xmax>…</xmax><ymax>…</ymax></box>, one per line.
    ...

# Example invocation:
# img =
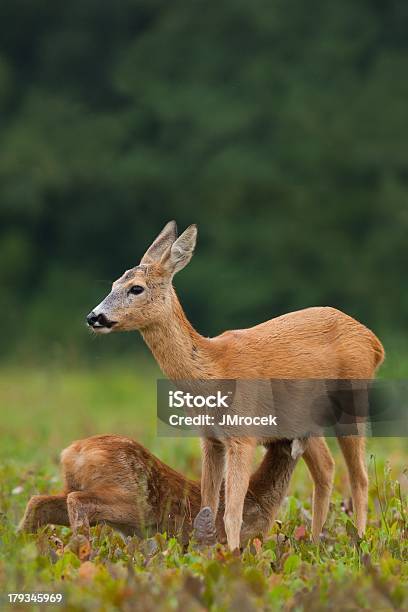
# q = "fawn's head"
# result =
<box><xmin>86</xmin><ymin>221</ymin><xmax>197</xmax><ymax>333</ymax></box>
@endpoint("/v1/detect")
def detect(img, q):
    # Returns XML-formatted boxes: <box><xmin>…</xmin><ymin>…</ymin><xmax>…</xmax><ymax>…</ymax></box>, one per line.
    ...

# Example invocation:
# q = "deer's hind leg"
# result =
<box><xmin>19</xmin><ymin>494</ymin><xmax>69</xmax><ymax>532</ymax></box>
<box><xmin>337</xmin><ymin>436</ymin><xmax>368</xmax><ymax>536</ymax></box>
<box><xmin>66</xmin><ymin>491</ymin><xmax>139</xmax><ymax>537</ymax></box>
<box><xmin>303</xmin><ymin>437</ymin><xmax>335</xmax><ymax>542</ymax></box>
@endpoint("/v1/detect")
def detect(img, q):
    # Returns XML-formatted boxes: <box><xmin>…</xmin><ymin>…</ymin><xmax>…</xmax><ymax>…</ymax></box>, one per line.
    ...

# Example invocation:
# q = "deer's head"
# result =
<box><xmin>86</xmin><ymin>221</ymin><xmax>197</xmax><ymax>333</ymax></box>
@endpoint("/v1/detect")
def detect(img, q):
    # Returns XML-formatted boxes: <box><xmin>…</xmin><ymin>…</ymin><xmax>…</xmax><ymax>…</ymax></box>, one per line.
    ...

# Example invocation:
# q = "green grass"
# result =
<box><xmin>0</xmin><ymin>361</ymin><xmax>407</xmax><ymax>611</ymax></box>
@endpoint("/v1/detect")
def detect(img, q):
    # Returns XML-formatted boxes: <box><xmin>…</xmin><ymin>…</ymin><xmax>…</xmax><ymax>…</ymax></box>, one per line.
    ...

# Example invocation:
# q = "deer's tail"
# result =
<box><xmin>371</xmin><ymin>332</ymin><xmax>385</xmax><ymax>371</ymax></box>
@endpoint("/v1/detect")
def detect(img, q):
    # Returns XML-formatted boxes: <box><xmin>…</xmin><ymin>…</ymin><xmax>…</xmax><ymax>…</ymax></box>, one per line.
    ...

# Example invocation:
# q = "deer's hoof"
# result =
<box><xmin>193</xmin><ymin>507</ymin><xmax>217</xmax><ymax>546</ymax></box>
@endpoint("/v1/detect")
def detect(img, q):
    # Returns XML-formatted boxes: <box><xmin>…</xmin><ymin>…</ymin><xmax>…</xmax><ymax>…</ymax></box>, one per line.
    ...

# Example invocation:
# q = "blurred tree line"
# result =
<box><xmin>0</xmin><ymin>0</ymin><xmax>407</xmax><ymax>361</ymax></box>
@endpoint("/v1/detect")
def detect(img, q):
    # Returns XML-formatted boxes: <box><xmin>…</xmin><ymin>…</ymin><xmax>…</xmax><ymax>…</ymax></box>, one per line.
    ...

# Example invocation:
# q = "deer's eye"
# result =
<box><xmin>129</xmin><ymin>285</ymin><xmax>145</xmax><ymax>295</ymax></box>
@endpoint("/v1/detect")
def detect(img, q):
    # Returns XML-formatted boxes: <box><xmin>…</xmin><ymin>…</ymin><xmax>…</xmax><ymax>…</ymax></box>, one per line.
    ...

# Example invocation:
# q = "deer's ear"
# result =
<box><xmin>140</xmin><ymin>221</ymin><xmax>178</xmax><ymax>264</ymax></box>
<box><xmin>161</xmin><ymin>224</ymin><xmax>197</xmax><ymax>276</ymax></box>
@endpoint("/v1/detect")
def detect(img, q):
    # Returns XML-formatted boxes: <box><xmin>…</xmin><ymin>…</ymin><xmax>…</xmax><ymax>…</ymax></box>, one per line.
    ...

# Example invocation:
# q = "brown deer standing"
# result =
<box><xmin>20</xmin><ymin>435</ymin><xmax>305</xmax><ymax>546</ymax></box>
<box><xmin>87</xmin><ymin>221</ymin><xmax>385</xmax><ymax>550</ymax></box>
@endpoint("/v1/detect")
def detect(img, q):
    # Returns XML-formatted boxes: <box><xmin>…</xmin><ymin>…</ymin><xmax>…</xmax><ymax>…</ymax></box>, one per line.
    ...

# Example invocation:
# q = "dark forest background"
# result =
<box><xmin>1</xmin><ymin>0</ymin><xmax>407</xmax><ymax>361</ymax></box>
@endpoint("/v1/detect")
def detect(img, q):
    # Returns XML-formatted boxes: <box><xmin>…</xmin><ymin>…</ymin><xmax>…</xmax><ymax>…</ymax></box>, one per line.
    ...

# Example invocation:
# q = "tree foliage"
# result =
<box><xmin>1</xmin><ymin>1</ymin><xmax>407</xmax><ymax>356</ymax></box>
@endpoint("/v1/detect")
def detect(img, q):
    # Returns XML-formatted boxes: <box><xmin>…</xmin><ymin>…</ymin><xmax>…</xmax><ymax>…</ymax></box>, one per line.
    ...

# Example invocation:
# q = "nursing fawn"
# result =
<box><xmin>87</xmin><ymin>221</ymin><xmax>384</xmax><ymax>550</ymax></box>
<box><xmin>20</xmin><ymin>435</ymin><xmax>305</xmax><ymax>546</ymax></box>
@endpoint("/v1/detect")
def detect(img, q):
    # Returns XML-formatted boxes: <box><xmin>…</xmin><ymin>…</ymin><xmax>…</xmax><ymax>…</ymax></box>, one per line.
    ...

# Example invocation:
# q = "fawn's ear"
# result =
<box><xmin>140</xmin><ymin>221</ymin><xmax>178</xmax><ymax>264</ymax></box>
<box><xmin>161</xmin><ymin>224</ymin><xmax>197</xmax><ymax>276</ymax></box>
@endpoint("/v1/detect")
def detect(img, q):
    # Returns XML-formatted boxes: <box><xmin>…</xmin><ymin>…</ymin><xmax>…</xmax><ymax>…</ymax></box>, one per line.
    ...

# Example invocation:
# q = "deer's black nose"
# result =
<box><xmin>87</xmin><ymin>312</ymin><xmax>99</xmax><ymax>326</ymax></box>
<box><xmin>87</xmin><ymin>312</ymin><xmax>114</xmax><ymax>328</ymax></box>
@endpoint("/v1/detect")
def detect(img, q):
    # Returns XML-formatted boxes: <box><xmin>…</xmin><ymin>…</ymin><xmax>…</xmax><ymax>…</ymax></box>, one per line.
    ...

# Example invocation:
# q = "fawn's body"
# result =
<box><xmin>20</xmin><ymin>434</ymin><xmax>304</xmax><ymax>546</ymax></box>
<box><xmin>87</xmin><ymin>221</ymin><xmax>385</xmax><ymax>550</ymax></box>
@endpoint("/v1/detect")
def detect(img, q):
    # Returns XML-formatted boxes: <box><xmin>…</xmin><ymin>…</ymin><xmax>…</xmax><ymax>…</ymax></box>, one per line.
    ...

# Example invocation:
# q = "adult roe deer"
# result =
<box><xmin>20</xmin><ymin>435</ymin><xmax>305</xmax><ymax>546</ymax></box>
<box><xmin>87</xmin><ymin>221</ymin><xmax>385</xmax><ymax>550</ymax></box>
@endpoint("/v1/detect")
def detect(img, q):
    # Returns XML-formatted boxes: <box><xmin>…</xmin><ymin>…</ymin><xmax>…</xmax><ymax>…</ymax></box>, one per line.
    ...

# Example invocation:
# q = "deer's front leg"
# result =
<box><xmin>224</xmin><ymin>439</ymin><xmax>256</xmax><ymax>551</ymax></box>
<box><xmin>200</xmin><ymin>438</ymin><xmax>225</xmax><ymax>516</ymax></box>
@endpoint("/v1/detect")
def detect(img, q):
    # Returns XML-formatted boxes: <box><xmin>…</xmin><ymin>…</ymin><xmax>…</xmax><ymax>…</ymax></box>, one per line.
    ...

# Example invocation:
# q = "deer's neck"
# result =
<box><xmin>141</xmin><ymin>288</ymin><xmax>215</xmax><ymax>379</ymax></box>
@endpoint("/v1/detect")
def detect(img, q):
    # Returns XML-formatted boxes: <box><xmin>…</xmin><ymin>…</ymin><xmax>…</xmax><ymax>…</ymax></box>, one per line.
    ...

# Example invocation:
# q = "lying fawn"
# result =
<box><xmin>87</xmin><ymin>221</ymin><xmax>385</xmax><ymax>550</ymax></box>
<box><xmin>20</xmin><ymin>435</ymin><xmax>305</xmax><ymax>546</ymax></box>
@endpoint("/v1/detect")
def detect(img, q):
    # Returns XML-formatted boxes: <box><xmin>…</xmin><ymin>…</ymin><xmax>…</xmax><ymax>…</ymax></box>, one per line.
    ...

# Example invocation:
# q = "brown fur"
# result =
<box><xmin>20</xmin><ymin>435</ymin><xmax>302</xmax><ymax>547</ymax></box>
<box><xmin>88</xmin><ymin>221</ymin><xmax>385</xmax><ymax>549</ymax></box>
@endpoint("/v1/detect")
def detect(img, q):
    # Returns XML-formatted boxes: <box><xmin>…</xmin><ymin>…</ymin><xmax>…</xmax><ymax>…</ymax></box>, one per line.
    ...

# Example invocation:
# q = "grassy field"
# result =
<box><xmin>0</xmin><ymin>360</ymin><xmax>407</xmax><ymax>611</ymax></box>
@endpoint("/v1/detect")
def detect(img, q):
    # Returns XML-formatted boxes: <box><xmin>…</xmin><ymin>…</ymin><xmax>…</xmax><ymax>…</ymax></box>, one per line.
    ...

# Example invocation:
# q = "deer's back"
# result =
<box><xmin>60</xmin><ymin>435</ymin><xmax>151</xmax><ymax>497</ymax></box>
<box><xmin>211</xmin><ymin>306</ymin><xmax>384</xmax><ymax>379</ymax></box>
